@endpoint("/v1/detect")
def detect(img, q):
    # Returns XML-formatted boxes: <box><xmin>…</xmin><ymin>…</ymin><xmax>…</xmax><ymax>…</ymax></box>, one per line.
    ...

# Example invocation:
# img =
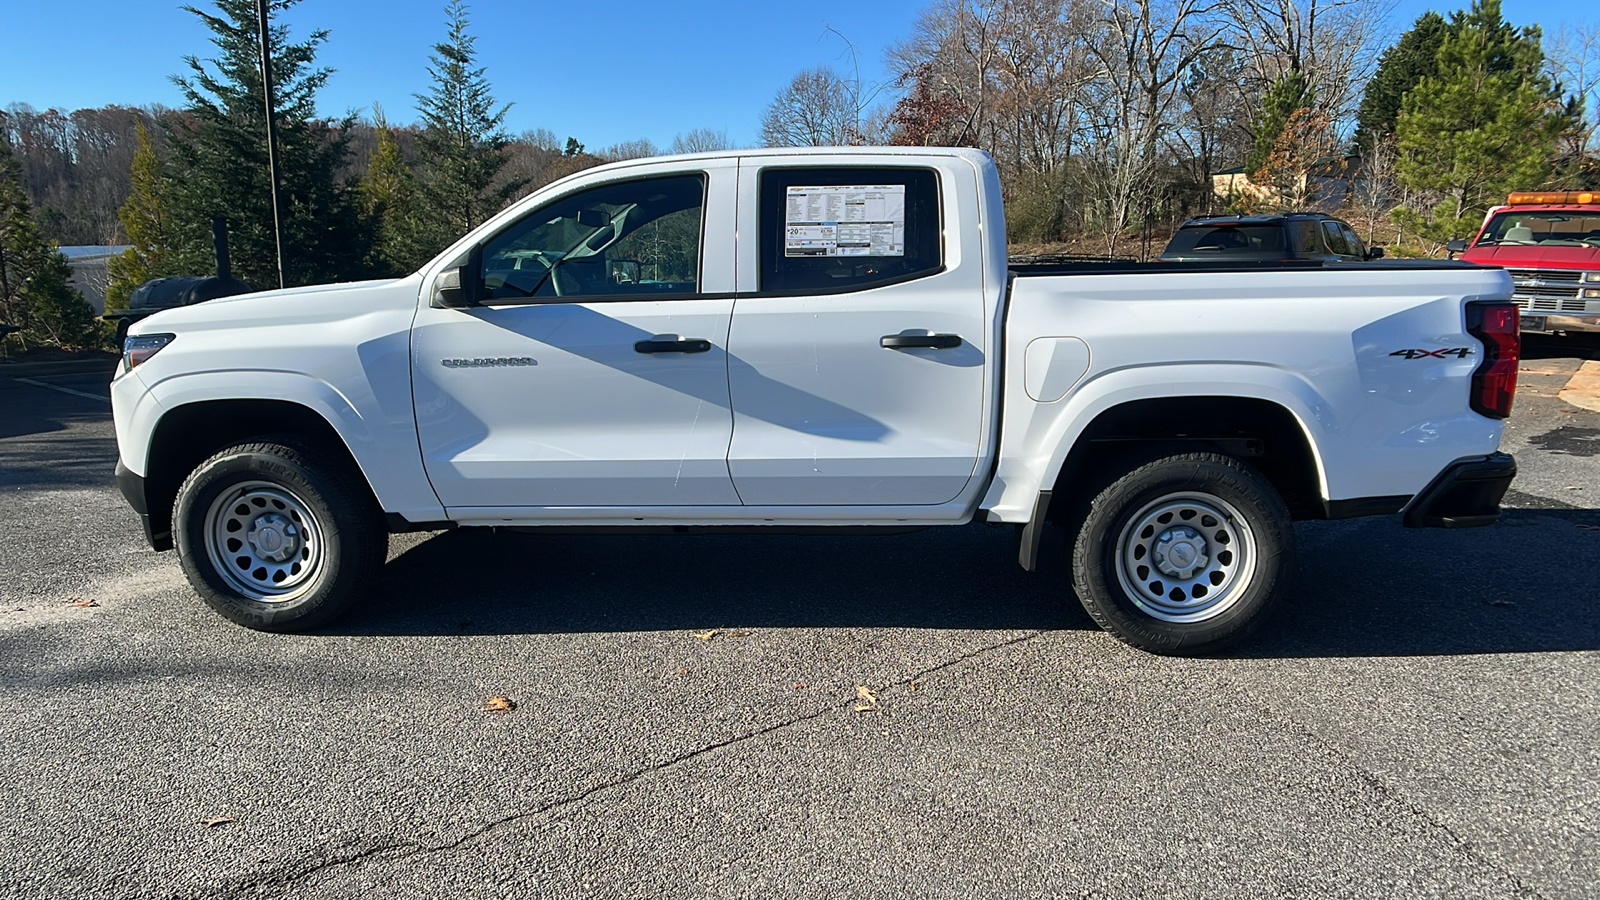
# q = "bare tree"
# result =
<box><xmin>760</xmin><ymin>67</ymin><xmax>867</xmax><ymax>146</ymax></box>
<box><xmin>670</xmin><ymin>128</ymin><xmax>734</xmax><ymax>154</ymax></box>
<box><xmin>1084</xmin><ymin>0</ymin><xmax>1226</xmax><ymax>255</ymax></box>
<box><xmin>597</xmin><ymin>139</ymin><xmax>659</xmax><ymax>161</ymax></box>
<box><xmin>1549</xmin><ymin>21</ymin><xmax>1600</xmax><ymax>167</ymax></box>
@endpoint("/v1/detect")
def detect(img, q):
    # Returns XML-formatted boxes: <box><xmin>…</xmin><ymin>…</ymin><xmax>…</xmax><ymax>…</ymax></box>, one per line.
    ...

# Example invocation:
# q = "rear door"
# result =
<box><xmin>724</xmin><ymin>159</ymin><xmax>989</xmax><ymax>506</ymax></box>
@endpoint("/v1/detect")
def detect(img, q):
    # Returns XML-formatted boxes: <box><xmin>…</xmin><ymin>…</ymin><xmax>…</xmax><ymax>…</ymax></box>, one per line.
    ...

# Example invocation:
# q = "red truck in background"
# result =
<box><xmin>1447</xmin><ymin>191</ymin><xmax>1600</xmax><ymax>334</ymax></box>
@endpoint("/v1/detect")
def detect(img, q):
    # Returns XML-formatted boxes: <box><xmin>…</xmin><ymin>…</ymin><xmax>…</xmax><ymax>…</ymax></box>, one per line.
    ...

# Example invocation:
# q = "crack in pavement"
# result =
<box><xmin>214</xmin><ymin>629</ymin><xmax>1048</xmax><ymax>898</ymax></box>
<box><xmin>1255</xmin><ymin>699</ymin><xmax>1553</xmax><ymax>900</ymax></box>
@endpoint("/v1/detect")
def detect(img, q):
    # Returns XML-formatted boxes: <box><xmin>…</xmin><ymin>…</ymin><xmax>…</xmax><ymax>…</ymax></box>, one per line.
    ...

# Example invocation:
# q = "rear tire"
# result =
<box><xmin>1068</xmin><ymin>452</ymin><xmax>1293</xmax><ymax>655</ymax></box>
<box><xmin>173</xmin><ymin>439</ymin><xmax>384</xmax><ymax>632</ymax></box>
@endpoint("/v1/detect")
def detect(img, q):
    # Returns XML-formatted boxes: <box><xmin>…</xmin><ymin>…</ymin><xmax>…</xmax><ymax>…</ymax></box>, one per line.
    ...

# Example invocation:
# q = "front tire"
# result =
<box><xmin>1069</xmin><ymin>452</ymin><xmax>1293</xmax><ymax>655</ymax></box>
<box><xmin>173</xmin><ymin>439</ymin><xmax>384</xmax><ymax>631</ymax></box>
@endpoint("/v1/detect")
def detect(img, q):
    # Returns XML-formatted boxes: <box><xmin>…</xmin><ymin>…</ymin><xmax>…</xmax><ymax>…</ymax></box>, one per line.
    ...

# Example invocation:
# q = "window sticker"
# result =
<box><xmin>784</xmin><ymin>185</ymin><xmax>906</xmax><ymax>257</ymax></box>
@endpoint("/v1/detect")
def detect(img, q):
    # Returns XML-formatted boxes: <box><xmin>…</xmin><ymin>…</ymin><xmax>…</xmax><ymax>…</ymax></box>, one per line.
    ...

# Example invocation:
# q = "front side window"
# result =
<box><xmin>1320</xmin><ymin>221</ymin><xmax>1353</xmax><ymax>257</ymax></box>
<box><xmin>1339</xmin><ymin>223</ymin><xmax>1367</xmax><ymax>258</ymax></box>
<box><xmin>479</xmin><ymin>173</ymin><xmax>704</xmax><ymax>301</ymax></box>
<box><xmin>758</xmin><ymin>167</ymin><xmax>942</xmax><ymax>293</ymax></box>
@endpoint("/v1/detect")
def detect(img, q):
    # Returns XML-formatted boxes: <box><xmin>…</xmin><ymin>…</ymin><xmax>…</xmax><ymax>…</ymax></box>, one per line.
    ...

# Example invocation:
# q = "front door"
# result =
<box><xmin>412</xmin><ymin>165</ymin><xmax>741</xmax><ymax>510</ymax></box>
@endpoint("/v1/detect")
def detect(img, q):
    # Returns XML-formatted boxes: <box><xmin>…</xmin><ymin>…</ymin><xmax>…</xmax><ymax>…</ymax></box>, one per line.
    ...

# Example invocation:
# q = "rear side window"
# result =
<box><xmin>1288</xmin><ymin>222</ymin><xmax>1319</xmax><ymax>253</ymax></box>
<box><xmin>758</xmin><ymin>167</ymin><xmax>942</xmax><ymax>294</ymax></box>
<box><xmin>1162</xmin><ymin>224</ymin><xmax>1286</xmax><ymax>256</ymax></box>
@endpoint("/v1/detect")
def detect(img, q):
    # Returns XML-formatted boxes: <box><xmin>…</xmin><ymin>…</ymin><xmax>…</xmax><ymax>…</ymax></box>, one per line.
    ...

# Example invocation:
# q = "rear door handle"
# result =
<box><xmin>635</xmin><ymin>337</ymin><xmax>712</xmax><ymax>354</ymax></box>
<box><xmin>880</xmin><ymin>333</ymin><xmax>963</xmax><ymax>350</ymax></box>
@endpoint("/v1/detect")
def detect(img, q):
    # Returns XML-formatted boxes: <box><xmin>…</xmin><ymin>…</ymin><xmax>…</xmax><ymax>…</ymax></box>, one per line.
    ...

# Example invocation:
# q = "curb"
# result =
<box><xmin>0</xmin><ymin>357</ymin><xmax>120</xmax><ymax>377</ymax></box>
<box><xmin>1558</xmin><ymin>360</ymin><xmax>1600</xmax><ymax>414</ymax></box>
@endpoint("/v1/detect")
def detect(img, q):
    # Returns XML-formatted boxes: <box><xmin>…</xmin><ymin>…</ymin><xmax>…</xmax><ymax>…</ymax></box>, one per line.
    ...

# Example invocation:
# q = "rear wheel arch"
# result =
<box><xmin>1047</xmin><ymin>395</ymin><xmax>1325</xmax><ymax>523</ymax></box>
<box><xmin>142</xmin><ymin>399</ymin><xmax>382</xmax><ymax>548</ymax></box>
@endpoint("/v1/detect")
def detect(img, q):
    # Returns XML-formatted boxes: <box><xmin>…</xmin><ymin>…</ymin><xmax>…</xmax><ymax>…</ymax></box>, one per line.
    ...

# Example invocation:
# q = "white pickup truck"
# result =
<box><xmin>111</xmin><ymin>148</ymin><xmax>1520</xmax><ymax>654</ymax></box>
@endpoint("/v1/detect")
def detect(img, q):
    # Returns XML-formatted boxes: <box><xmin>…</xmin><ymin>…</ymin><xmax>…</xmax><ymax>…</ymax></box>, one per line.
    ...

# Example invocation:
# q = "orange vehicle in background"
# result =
<box><xmin>1448</xmin><ymin>191</ymin><xmax>1600</xmax><ymax>334</ymax></box>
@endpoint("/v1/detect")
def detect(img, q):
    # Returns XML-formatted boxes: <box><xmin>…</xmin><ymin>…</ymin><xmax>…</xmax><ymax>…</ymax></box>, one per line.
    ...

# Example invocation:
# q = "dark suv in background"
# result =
<box><xmin>1159</xmin><ymin>213</ymin><xmax>1384</xmax><ymax>262</ymax></box>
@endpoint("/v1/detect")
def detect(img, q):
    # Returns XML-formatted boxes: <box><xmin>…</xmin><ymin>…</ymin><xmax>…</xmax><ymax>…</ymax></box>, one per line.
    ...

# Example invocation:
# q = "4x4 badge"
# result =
<box><xmin>1390</xmin><ymin>348</ymin><xmax>1473</xmax><ymax>359</ymax></box>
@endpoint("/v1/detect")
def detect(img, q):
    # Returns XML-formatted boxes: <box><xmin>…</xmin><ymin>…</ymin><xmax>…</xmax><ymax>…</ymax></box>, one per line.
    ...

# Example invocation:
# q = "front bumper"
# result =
<box><xmin>1520</xmin><ymin>312</ymin><xmax>1600</xmax><ymax>334</ymax></box>
<box><xmin>116</xmin><ymin>459</ymin><xmax>172</xmax><ymax>551</ymax></box>
<box><xmin>1402</xmin><ymin>452</ymin><xmax>1516</xmax><ymax>528</ymax></box>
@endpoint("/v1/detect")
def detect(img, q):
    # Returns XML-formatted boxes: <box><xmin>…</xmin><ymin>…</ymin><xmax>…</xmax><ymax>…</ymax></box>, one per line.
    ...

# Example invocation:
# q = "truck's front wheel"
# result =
<box><xmin>1069</xmin><ymin>452</ymin><xmax>1293</xmax><ymax>655</ymax></box>
<box><xmin>173</xmin><ymin>440</ymin><xmax>384</xmax><ymax>631</ymax></box>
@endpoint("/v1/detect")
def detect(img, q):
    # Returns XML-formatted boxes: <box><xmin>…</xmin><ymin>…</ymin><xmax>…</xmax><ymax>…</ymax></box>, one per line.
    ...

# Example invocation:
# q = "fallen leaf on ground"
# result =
<box><xmin>908</xmin><ymin>680</ymin><xmax>921</xmax><ymax>691</ymax></box>
<box><xmin>201</xmin><ymin>817</ymin><xmax>235</xmax><ymax>828</ymax></box>
<box><xmin>676</xmin><ymin>667</ymin><xmax>689</xmax><ymax>675</ymax></box>
<box><xmin>792</xmin><ymin>682</ymin><xmax>808</xmax><ymax>690</ymax></box>
<box><xmin>725</xmin><ymin>629</ymin><xmax>752</xmax><ymax>638</ymax></box>
<box><xmin>855</xmin><ymin>685</ymin><xmax>878</xmax><ymax>712</ymax></box>
<box><xmin>481</xmin><ymin>696</ymin><xmax>517</xmax><ymax>714</ymax></box>
<box><xmin>693</xmin><ymin>629</ymin><xmax>719</xmax><ymax>642</ymax></box>
<box><xmin>67</xmin><ymin>599</ymin><xmax>99</xmax><ymax>608</ymax></box>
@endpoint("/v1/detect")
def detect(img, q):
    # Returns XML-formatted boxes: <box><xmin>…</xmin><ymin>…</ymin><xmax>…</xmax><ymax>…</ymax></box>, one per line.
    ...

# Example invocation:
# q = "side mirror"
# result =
<box><xmin>1444</xmin><ymin>239</ymin><xmax>1468</xmax><ymax>258</ymax></box>
<box><xmin>431</xmin><ymin>265</ymin><xmax>470</xmax><ymax>308</ymax></box>
<box><xmin>1365</xmin><ymin>246</ymin><xmax>1385</xmax><ymax>260</ymax></box>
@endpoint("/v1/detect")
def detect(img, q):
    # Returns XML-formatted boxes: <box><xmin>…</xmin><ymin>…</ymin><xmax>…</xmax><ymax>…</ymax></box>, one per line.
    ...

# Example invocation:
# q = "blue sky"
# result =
<box><xmin>0</xmin><ymin>0</ymin><xmax>1585</xmax><ymax>150</ymax></box>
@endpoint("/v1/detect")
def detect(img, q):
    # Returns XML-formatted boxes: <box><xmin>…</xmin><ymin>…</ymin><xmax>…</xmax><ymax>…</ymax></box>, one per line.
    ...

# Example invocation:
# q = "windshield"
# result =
<box><xmin>1161</xmin><ymin>224</ymin><xmax>1286</xmax><ymax>258</ymax></box>
<box><xmin>1476</xmin><ymin>210</ymin><xmax>1600</xmax><ymax>247</ymax></box>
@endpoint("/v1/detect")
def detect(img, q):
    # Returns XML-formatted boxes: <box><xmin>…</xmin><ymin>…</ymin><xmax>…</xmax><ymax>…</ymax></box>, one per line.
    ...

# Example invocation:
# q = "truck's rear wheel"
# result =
<box><xmin>173</xmin><ymin>439</ymin><xmax>384</xmax><ymax>631</ymax></box>
<box><xmin>1069</xmin><ymin>452</ymin><xmax>1293</xmax><ymax>655</ymax></box>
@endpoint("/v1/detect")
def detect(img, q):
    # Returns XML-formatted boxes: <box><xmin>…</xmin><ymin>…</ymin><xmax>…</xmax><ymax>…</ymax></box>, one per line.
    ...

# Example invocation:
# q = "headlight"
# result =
<box><xmin>123</xmin><ymin>333</ymin><xmax>175</xmax><ymax>370</ymax></box>
<box><xmin>1583</xmin><ymin>271</ymin><xmax>1600</xmax><ymax>283</ymax></box>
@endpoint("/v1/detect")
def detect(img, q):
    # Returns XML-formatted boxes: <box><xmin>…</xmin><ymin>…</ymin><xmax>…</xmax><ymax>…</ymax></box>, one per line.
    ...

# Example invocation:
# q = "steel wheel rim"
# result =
<box><xmin>1114</xmin><ymin>491</ymin><xmax>1257</xmax><ymax>623</ymax></box>
<box><xmin>203</xmin><ymin>480</ymin><xmax>324</xmax><ymax>602</ymax></box>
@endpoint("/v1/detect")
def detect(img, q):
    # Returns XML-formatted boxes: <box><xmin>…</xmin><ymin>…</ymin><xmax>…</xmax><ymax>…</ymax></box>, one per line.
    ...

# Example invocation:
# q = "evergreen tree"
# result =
<box><xmin>413</xmin><ymin>1</ymin><xmax>525</xmax><ymax>253</ymax></box>
<box><xmin>1245</xmin><ymin>72</ymin><xmax>1314</xmax><ymax>178</ymax></box>
<box><xmin>106</xmin><ymin>121</ymin><xmax>176</xmax><ymax>307</ymax></box>
<box><xmin>1354</xmin><ymin>12</ymin><xmax>1451</xmax><ymax>153</ymax></box>
<box><xmin>1395</xmin><ymin>0</ymin><xmax>1570</xmax><ymax>242</ymax></box>
<box><xmin>0</xmin><ymin>138</ymin><xmax>98</xmax><ymax>349</ymax></box>
<box><xmin>165</xmin><ymin>0</ymin><xmax>371</xmax><ymax>288</ymax></box>
<box><xmin>359</xmin><ymin>106</ymin><xmax>428</xmax><ymax>274</ymax></box>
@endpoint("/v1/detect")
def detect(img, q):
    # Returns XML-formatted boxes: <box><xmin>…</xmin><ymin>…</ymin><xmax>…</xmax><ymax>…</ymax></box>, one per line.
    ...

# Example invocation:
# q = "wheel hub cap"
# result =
<box><xmin>1152</xmin><ymin>526</ymin><xmax>1209</xmax><ymax>579</ymax></box>
<box><xmin>246</xmin><ymin>513</ymin><xmax>300</xmax><ymax>562</ymax></box>
<box><xmin>203</xmin><ymin>482</ymin><xmax>324</xmax><ymax>602</ymax></box>
<box><xmin>1113</xmin><ymin>492</ymin><xmax>1258</xmax><ymax>623</ymax></box>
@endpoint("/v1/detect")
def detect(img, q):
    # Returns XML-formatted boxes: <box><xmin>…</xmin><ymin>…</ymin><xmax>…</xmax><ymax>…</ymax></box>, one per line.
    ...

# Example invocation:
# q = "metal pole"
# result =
<box><xmin>257</xmin><ymin>0</ymin><xmax>286</xmax><ymax>289</ymax></box>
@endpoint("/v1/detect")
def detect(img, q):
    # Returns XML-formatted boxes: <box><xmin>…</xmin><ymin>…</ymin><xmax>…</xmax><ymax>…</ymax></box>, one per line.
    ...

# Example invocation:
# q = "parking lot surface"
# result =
<box><xmin>2</xmin><ymin>343</ymin><xmax>1597</xmax><ymax>899</ymax></box>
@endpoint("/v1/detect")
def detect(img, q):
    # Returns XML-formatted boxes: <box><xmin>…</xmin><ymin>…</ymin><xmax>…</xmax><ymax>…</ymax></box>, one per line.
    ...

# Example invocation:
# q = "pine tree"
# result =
<box><xmin>165</xmin><ymin>0</ymin><xmax>371</xmax><ymax>288</ymax></box>
<box><xmin>413</xmin><ymin>1</ymin><xmax>525</xmax><ymax>253</ymax></box>
<box><xmin>359</xmin><ymin>106</ymin><xmax>428</xmax><ymax>274</ymax></box>
<box><xmin>1245</xmin><ymin>72</ymin><xmax>1314</xmax><ymax>180</ymax></box>
<box><xmin>1395</xmin><ymin>0</ymin><xmax>1571</xmax><ymax>242</ymax></box>
<box><xmin>106</xmin><ymin>120</ymin><xmax>175</xmax><ymax>307</ymax></box>
<box><xmin>1354</xmin><ymin>13</ymin><xmax>1451</xmax><ymax>153</ymax></box>
<box><xmin>0</xmin><ymin>138</ymin><xmax>99</xmax><ymax>350</ymax></box>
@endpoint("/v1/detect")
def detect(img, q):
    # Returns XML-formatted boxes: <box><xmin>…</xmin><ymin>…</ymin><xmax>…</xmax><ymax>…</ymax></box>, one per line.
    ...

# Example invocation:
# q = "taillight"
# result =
<box><xmin>1465</xmin><ymin>302</ymin><xmax>1518</xmax><ymax>418</ymax></box>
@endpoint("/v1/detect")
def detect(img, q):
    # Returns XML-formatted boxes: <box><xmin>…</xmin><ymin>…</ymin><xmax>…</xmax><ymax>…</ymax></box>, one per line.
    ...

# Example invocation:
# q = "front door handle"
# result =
<box><xmin>635</xmin><ymin>337</ymin><xmax>712</xmax><ymax>354</ymax></box>
<box><xmin>880</xmin><ymin>333</ymin><xmax>963</xmax><ymax>350</ymax></box>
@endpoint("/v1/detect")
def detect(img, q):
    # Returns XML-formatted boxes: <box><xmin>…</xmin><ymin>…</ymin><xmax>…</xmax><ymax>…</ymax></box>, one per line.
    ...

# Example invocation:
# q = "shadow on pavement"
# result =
<box><xmin>339</xmin><ymin>524</ymin><xmax>1087</xmax><ymax>637</ymax></box>
<box><xmin>332</xmin><ymin>511</ymin><xmax>1600</xmax><ymax>658</ymax></box>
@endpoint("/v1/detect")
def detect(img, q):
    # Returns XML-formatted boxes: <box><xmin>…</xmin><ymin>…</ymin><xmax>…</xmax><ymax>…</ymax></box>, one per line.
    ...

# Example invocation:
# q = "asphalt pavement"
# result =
<box><xmin>1</xmin><ymin>344</ymin><xmax>1596</xmax><ymax>899</ymax></box>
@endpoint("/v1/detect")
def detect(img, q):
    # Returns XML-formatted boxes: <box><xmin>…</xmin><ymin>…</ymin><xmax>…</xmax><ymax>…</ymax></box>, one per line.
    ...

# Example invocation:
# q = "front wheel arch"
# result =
<box><xmin>142</xmin><ymin>399</ymin><xmax>382</xmax><ymax>548</ymax></box>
